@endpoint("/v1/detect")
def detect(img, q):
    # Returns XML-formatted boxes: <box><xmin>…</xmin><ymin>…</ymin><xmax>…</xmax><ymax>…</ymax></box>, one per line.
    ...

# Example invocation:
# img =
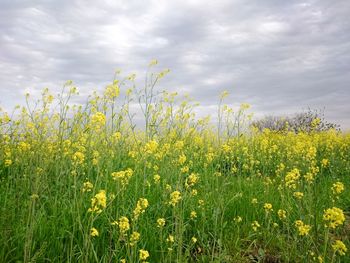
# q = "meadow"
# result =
<box><xmin>0</xmin><ymin>65</ymin><xmax>349</xmax><ymax>262</ymax></box>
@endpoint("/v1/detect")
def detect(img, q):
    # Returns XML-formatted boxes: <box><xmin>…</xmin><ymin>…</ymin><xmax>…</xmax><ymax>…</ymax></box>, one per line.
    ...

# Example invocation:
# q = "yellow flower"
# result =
<box><xmin>293</xmin><ymin>192</ymin><xmax>304</xmax><ymax>199</ymax></box>
<box><xmin>133</xmin><ymin>198</ymin><xmax>149</xmax><ymax>220</ymax></box>
<box><xmin>285</xmin><ymin>168</ymin><xmax>300</xmax><ymax>189</ymax></box>
<box><xmin>166</xmin><ymin>235</ymin><xmax>175</xmax><ymax>243</ymax></box>
<box><xmin>263</xmin><ymin>203</ymin><xmax>273</xmax><ymax>212</ymax></box>
<box><xmin>88</xmin><ymin>190</ymin><xmax>107</xmax><ymax>213</ymax></box>
<box><xmin>234</xmin><ymin>216</ymin><xmax>242</xmax><ymax>223</ymax></box>
<box><xmin>169</xmin><ymin>191</ymin><xmax>181</xmax><ymax>206</ymax></box>
<box><xmin>251</xmin><ymin>198</ymin><xmax>258</xmax><ymax>204</ymax></box>
<box><xmin>153</xmin><ymin>174</ymin><xmax>161</xmax><ymax>184</ymax></box>
<box><xmin>90</xmin><ymin>227</ymin><xmax>99</xmax><ymax>237</ymax></box>
<box><xmin>82</xmin><ymin>181</ymin><xmax>93</xmax><ymax>192</ymax></box>
<box><xmin>139</xmin><ymin>249</ymin><xmax>149</xmax><ymax>261</ymax></box>
<box><xmin>323</xmin><ymin>207</ymin><xmax>345</xmax><ymax>229</ymax></box>
<box><xmin>129</xmin><ymin>231</ymin><xmax>140</xmax><ymax>246</ymax></box>
<box><xmin>191</xmin><ymin>236</ymin><xmax>197</xmax><ymax>243</ymax></box>
<box><xmin>332</xmin><ymin>240</ymin><xmax>347</xmax><ymax>256</ymax></box>
<box><xmin>252</xmin><ymin>221</ymin><xmax>260</xmax><ymax>231</ymax></box>
<box><xmin>321</xmin><ymin>158</ymin><xmax>329</xmax><ymax>168</ymax></box>
<box><xmin>278</xmin><ymin>209</ymin><xmax>287</xmax><ymax>220</ymax></box>
<box><xmin>157</xmin><ymin>218</ymin><xmax>166</xmax><ymax>228</ymax></box>
<box><xmin>190</xmin><ymin>211</ymin><xmax>197</xmax><ymax>219</ymax></box>
<box><xmin>331</xmin><ymin>182</ymin><xmax>344</xmax><ymax>195</ymax></box>
<box><xmin>111</xmin><ymin>216</ymin><xmax>130</xmax><ymax>235</ymax></box>
<box><xmin>294</xmin><ymin>220</ymin><xmax>311</xmax><ymax>236</ymax></box>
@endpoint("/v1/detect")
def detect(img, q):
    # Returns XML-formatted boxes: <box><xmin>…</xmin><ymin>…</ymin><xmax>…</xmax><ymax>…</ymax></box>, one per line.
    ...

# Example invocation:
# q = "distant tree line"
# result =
<box><xmin>251</xmin><ymin>108</ymin><xmax>340</xmax><ymax>133</ymax></box>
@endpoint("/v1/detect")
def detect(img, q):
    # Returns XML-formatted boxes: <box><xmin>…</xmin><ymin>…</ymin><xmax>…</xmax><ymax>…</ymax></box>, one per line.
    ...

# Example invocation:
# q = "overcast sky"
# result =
<box><xmin>1</xmin><ymin>0</ymin><xmax>349</xmax><ymax>129</ymax></box>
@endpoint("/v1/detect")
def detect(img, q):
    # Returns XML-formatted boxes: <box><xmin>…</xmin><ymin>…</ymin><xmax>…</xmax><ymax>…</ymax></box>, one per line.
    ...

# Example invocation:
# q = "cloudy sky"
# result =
<box><xmin>1</xmin><ymin>0</ymin><xmax>349</xmax><ymax>129</ymax></box>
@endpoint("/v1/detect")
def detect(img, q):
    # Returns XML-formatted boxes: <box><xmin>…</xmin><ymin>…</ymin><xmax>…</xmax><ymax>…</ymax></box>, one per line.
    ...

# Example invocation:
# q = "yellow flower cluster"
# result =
<box><xmin>331</xmin><ymin>182</ymin><xmax>344</xmax><ymax>195</ymax></box>
<box><xmin>295</xmin><ymin>220</ymin><xmax>311</xmax><ymax>236</ymax></box>
<box><xmin>111</xmin><ymin>168</ymin><xmax>133</xmax><ymax>187</ymax></box>
<box><xmin>285</xmin><ymin>168</ymin><xmax>300</xmax><ymax>189</ymax></box>
<box><xmin>323</xmin><ymin>207</ymin><xmax>345</xmax><ymax>229</ymax></box>
<box><xmin>169</xmin><ymin>191</ymin><xmax>181</xmax><ymax>206</ymax></box>
<box><xmin>88</xmin><ymin>190</ymin><xmax>107</xmax><ymax>213</ymax></box>
<box><xmin>133</xmin><ymin>198</ymin><xmax>149</xmax><ymax>220</ymax></box>
<box><xmin>111</xmin><ymin>216</ymin><xmax>130</xmax><ymax>235</ymax></box>
<box><xmin>332</xmin><ymin>240</ymin><xmax>347</xmax><ymax>256</ymax></box>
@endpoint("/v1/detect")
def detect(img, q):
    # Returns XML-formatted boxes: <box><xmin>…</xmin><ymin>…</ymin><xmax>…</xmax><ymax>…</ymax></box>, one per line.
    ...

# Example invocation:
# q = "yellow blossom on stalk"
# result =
<box><xmin>145</xmin><ymin>140</ymin><xmax>158</xmax><ymax>154</ymax></box>
<box><xmin>278</xmin><ymin>209</ymin><xmax>287</xmax><ymax>220</ymax></box>
<box><xmin>332</xmin><ymin>240</ymin><xmax>347</xmax><ymax>256</ymax></box>
<box><xmin>157</xmin><ymin>218</ymin><xmax>165</xmax><ymax>228</ymax></box>
<box><xmin>191</xmin><ymin>237</ymin><xmax>197</xmax><ymax>243</ymax></box>
<box><xmin>294</xmin><ymin>220</ymin><xmax>311</xmax><ymax>236</ymax></box>
<box><xmin>90</xmin><ymin>227</ymin><xmax>99</xmax><ymax>237</ymax></box>
<box><xmin>166</xmin><ymin>235</ymin><xmax>175</xmax><ymax>243</ymax></box>
<box><xmin>82</xmin><ymin>181</ymin><xmax>93</xmax><ymax>192</ymax></box>
<box><xmin>133</xmin><ymin>198</ymin><xmax>149</xmax><ymax>220</ymax></box>
<box><xmin>178</xmin><ymin>153</ymin><xmax>186</xmax><ymax>165</ymax></box>
<box><xmin>252</xmin><ymin>221</ymin><xmax>260</xmax><ymax>231</ymax></box>
<box><xmin>285</xmin><ymin>168</ymin><xmax>300</xmax><ymax>189</ymax></box>
<box><xmin>111</xmin><ymin>168</ymin><xmax>133</xmax><ymax>187</ymax></box>
<box><xmin>111</xmin><ymin>216</ymin><xmax>130</xmax><ymax>235</ymax></box>
<box><xmin>113</xmin><ymin>131</ymin><xmax>121</xmax><ymax>141</ymax></box>
<box><xmin>251</xmin><ymin>198</ymin><xmax>258</xmax><ymax>204</ymax></box>
<box><xmin>323</xmin><ymin>207</ymin><xmax>345</xmax><ymax>229</ymax></box>
<box><xmin>72</xmin><ymin>151</ymin><xmax>85</xmax><ymax>165</ymax></box>
<box><xmin>331</xmin><ymin>182</ymin><xmax>344</xmax><ymax>195</ymax></box>
<box><xmin>190</xmin><ymin>211</ymin><xmax>197</xmax><ymax>219</ymax></box>
<box><xmin>169</xmin><ymin>191</ymin><xmax>181</xmax><ymax>206</ymax></box>
<box><xmin>191</xmin><ymin>189</ymin><xmax>198</xmax><ymax>196</ymax></box>
<box><xmin>90</xmin><ymin>112</ymin><xmax>106</xmax><ymax>129</ymax></box>
<box><xmin>263</xmin><ymin>203</ymin><xmax>273</xmax><ymax>212</ymax></box>
<box><xmin>293</xmin><ymin>192</ymin><xmax>304</xmax><ymax>199</ymax></box>
<box><xmin>234</xmin><ymin>216</ymin><xmax>242</xmax><ymax>223</ymax></box>
<box><xmin>139</xmin><ymin>249</ymin><xmax>149</xmax><ymax>261</ymax></box>
<box><xmin>153</xmin><ymin>174</ymin><xmax>160</xmax><ymax>184</ymax></box>
<box><xmin>321</xmin><ymin>158</ymin><xmax>329</xmax><ymax>168</ymax></box>
<box><xmin>88</xmin><ymin>190</ymin><xmax>107</xmax><ymax>213</ymax></box>
<box><xmin>181</xmin><ymin>166</ymin><xmax>189</xmax><ymax>173</ymax></box>
<box><xmin>185</xmin><ymin>173</ymin><xmax>199</xmax><ymax>188</ymax></box>
<box><xmin>198</xmin><ymin>199</ymin><xmax>205</xmax><ymax>207</ymax></box>
<box><xmin>129</xmin><ymin>231</ymin><xmax>140</xmax><ymax>246</ymax></box>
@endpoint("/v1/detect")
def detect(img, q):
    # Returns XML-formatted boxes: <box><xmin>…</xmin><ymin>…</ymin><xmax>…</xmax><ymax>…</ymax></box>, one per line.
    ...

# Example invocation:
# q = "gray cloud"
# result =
<box><xmin>0</xmin><ymin>0</ymin><xmax>349</xmax><ymax>129</ymax></box>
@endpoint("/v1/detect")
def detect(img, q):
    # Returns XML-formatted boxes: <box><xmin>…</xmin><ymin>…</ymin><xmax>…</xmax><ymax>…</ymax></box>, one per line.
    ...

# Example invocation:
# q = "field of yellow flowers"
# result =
<box><xmin>0</xmin><ymin>66</ymin><xmax>349</xmax><ymax>262</ymax></box>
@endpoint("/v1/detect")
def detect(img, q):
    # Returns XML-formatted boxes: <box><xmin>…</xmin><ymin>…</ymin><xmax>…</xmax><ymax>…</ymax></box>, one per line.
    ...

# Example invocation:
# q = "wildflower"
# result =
<box><xmin>72</xmin><ymin>151</ymin><xmax>85</xmax><ymax>165</ymax></box>
<box><xmin>88</xmin><ymin>190</ymin><xmax>107</xmax><ymax>213</ymax></box>
<box><xmin>178</xmin><ymin>153</ymin><xmax>186</xmax><ymax>165</ymax></box>
<box><xmin>293</xmin><ymin>192</ymin><xmax>304</xmax><ymax>199</ymax></box>
<box><xmin>332</xmin><ymin>182</ymin><xmax>344</xmax><ymax>195</ymax></box>
<box><xmin>129</xmin><ymin>231</ymin><xmax>140</xmax><ymax>246</ymax></box>
<box><xmin>321</xmin><ymin>158</ymin><xmax>329</xmax><ymax>168</ymax></box>
<box><xmin>234</xmin><ymin>216</ymin><xmax>242</xmax><ymax>223</ymax></box>
<box><xmin>190</xmin><ymin>211</ymin><xmax>197</xmax><ymax>219</ymax></box>
<box><xmin>252</xmin><ymin>221</ymin><xmax>260</xmax><ymax>231</ymax></box>
<box><xmin>111</xmin><ymin>216</ymin><xmax>130</xmax><ymax>235</ymax></box>
<box><xmin>82</xmin><ymin>181</ymin><xmax>93</xmax><ymax>192</ymax></box>
<box><xmin>191</xmin><ymin>189</ymin><xmax>198</xmax><ymax>196</ymax></box>
<box><xmin>191</xmin><ymin>237</ymin><xmax>197</xmax><ymax>243</ymax></box>
<box><xmin>263</xmin><ymin>203</ymin><xmax>273</xmax><ymax>213</ymax></box>
<box><xmin>169</xmin><ymin>191</ymin><xmax>181</xmax><ymax>206</ymax></box>
<box><xmin>166</xmin><ymin>235</ymin><xmax>175</xmax><ymax>243</ymax></box>
<box><xmin>285</xmin><ymin>168</ymin><xmax>300</xmax><ymax>189</ymax></box>
<box><xmin>145</xmin><ymin>140</ymin><xmax>158</xmax><ymax>154</ymax></box>
<box><xmin>133</xmin><ymin>198</ymin><xmax>149</xmax><ymax>220</ymax></box>
<box><xmin>111</xmin><ymin>168</ymin><xmax>133</xmax><ymax>187</ymax></box>
<box><xmin>181</xmin><ymin>166</ymin><xmax>189</xmax><ymax>173</ymax></box>
<box><xmin>295</xmin><ymin>220</ymin><xmax>311</xmax><ymax>236</ymax></box>
<box><xmin>323</xmin><ymin>207</ymin><xmax>345</xmax><ymax>229</ymax></box>
<box><xmin>198</xmin><ymin>199</ymin><xmax>205</xmax><ymax>207</ymax></box>
<box><xmin>157</xmin><ymin>218</ymin><xmax>166</xmax><ymax>228</ymax></box>
<box><xmin>332</xmin><ymin>240</ymin><xmax>347</xmax><ymax>256</ymax></box>
<box><xmin>185</xmin><ymin>173</ymin><xmax>199</xmax><ymax>188</ymax></box>
<box><xmin>139</xmin><ymin>249</ymin><xmax>149</xmax><ymax>261</ymax></box>
<box><xmin>153</xmin><ymin>174</ymin><xmax>160</xmax><ymax>184</ymax></box>
<box><xmin>90</xmin><ymin>227</ymin><xmax>99</xmax><ymax>237</ymax></box>
<box><xmin>278</xmin><ymin>209</ymin><xmax>287</xmax><ymax>220</ymax></box>
<box><xmin>251</xmin><ymin>198</ymin><xmax>258</xmax><ymax>204</ymax></box>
